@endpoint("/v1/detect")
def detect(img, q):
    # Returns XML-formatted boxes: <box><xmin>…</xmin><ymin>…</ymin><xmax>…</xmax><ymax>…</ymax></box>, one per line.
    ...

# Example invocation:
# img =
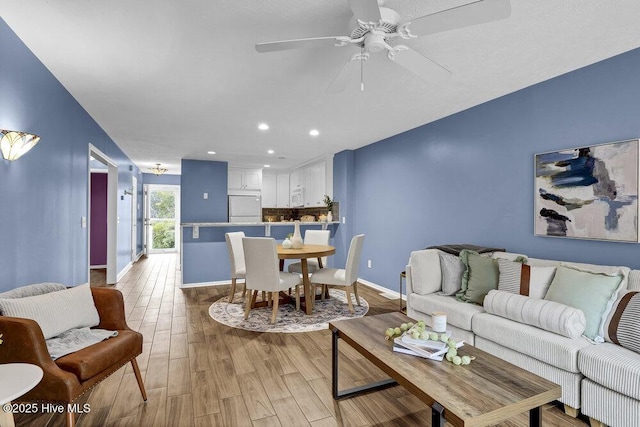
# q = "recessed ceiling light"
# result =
<box><xmin>207</xmin><ymin>151</ymin><xmax>216</xmax><ymax>155</ymax></box>
<box><xmin>258</xmin><ymin>123</ymin><xmax>269</xmax><ymax>131</ymax></box>
<box><xmin>267</xmin><ymin>149</ymin><xmax>274</xmax><ymax>154</ymax></box>
<box><xmin>264</xmin><ymin>164</ymin><xmax>271</xmax><ymax>168</ymax></box>
<box><xmin>309</xmin><ymin>129</ymin><xmax>319</xmax><ymax>136</ymax></box>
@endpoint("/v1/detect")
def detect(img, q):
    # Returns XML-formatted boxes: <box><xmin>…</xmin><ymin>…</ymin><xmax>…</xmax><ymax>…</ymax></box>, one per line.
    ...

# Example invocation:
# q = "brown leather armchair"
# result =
<box><xmin>0</xmin><ymin>287</ymin><xmax>146</xmax><ymax>427</ymax></box>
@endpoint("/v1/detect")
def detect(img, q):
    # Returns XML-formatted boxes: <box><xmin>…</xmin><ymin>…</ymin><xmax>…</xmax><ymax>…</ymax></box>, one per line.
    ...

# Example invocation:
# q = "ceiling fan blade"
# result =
<box><xmin>405</xmin><ymin>0</ymin><xmax>511</xmax><ymax>37</ymax></box>
<box><xmin>256</xmin><ymin>36</ymin><xmax>349</xmax><ymax>53</ymax></box>
<box><xmin>390</xmin><ymin>47</ymin><xmax>450</xmax><ymax>81</ymax></box>
<box><xmin>348</xmin><ymin>0</ymin><xmax>382</xmax><ymax>23</ymax></box>
<box><xmin>326</xmin><ymin>57</ymin><xmax>362</xmax><ymax>94</ymax></box>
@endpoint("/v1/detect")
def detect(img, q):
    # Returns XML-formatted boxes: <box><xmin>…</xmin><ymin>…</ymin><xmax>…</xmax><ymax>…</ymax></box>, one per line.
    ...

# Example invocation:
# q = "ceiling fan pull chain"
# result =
<box><xmin>360</xmin><ymin>47</ymin><xmax>365</xmax><ymax>91</ymax></box>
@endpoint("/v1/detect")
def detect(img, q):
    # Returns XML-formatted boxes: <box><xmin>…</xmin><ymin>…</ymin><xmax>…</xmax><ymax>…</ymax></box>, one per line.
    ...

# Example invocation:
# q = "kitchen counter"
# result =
<box><xmin>181</xmin><ymin>221</ymin><xmax>338</xmax><ymax>237</ymax></box>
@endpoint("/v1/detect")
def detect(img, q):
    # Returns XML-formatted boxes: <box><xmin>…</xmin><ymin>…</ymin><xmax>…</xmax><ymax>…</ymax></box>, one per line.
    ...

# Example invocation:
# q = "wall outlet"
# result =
<box><xmin>342</xmin><ymin>216</ymin><xmax>346</xmax><ymax>224</ymax></box>
<box><xmin>367</xmin><ymin>259</ymin><xmax>372</xmax><ymax>268</ymax></box>
<box><xmin>193</xmin><ymin>226</ymin><xmax>199</xmax><ymax>239</ymax></box>
<box><xmin>81</xmin><ymin>216</ymin><xmax>87</xmax><ymax>228</ymax></box>
<box><xmin>203</xmin><ymin>192</ymin><xmax>208</xmax><ymax>199</ymax></box>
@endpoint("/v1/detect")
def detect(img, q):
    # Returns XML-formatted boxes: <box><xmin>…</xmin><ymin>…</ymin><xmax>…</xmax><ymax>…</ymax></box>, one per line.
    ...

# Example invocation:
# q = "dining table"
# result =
<box><xmin>277</xmin><ymin>244</ymin><xmax>335</xmax><ymax>314</ymax></box>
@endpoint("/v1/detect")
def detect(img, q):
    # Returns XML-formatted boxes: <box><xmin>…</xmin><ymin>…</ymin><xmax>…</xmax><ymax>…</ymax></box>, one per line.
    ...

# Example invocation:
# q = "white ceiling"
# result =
<box><xmin>2</xmin><ymin>0</ymin><xmax>640</xmax><ymax>174</ymax></box>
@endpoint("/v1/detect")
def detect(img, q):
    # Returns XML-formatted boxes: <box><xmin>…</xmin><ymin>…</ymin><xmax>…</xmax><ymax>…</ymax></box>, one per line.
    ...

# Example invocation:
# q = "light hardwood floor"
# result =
<box><xmin>16</xmin><ymin>254</ymin><xmax>589</xmax><ymax>426</ymax></box>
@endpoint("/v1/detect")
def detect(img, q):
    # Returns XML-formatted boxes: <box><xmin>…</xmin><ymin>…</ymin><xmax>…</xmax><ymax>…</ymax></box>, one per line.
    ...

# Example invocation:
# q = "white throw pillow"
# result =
<box><xmin>0</xmin><ymin>284</ymin><xmax>100</xmax><ymax>339</ymax></box>
<box><xmin>529</xmin><ymin>266</ymin><xmax>557</xmax><ymax>299</ymax></box>
<box><xmin>484</xmin><ymin>290</ymin><xmax>586</xmax><ymax>339</ymax></box>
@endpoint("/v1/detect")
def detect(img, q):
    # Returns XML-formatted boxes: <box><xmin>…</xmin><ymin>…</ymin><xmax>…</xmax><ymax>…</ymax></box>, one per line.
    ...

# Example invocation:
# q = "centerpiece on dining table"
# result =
<box><xmin>283</xmin><ymin>221</ymin><xmax>304</xmax><ymax>249</ymax></box>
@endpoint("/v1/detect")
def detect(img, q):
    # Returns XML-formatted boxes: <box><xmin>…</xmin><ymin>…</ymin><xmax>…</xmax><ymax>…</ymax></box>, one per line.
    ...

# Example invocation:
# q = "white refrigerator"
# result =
<box><xmin>228</xmin><ymin>195</ymin><xmax>262</xmax><ymax>222</ymax></box>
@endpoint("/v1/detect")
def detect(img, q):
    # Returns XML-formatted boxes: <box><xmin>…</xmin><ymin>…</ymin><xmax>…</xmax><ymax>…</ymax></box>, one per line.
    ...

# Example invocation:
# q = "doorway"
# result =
<box><xmin>144</xmin><ymin>184</ymin><xmax>180</xmax><ymax>254</ymax></box>
<box><xmin>88</xmin><ymin>145</ymin><xmax>118</xmax><ymax>285</ymax></box>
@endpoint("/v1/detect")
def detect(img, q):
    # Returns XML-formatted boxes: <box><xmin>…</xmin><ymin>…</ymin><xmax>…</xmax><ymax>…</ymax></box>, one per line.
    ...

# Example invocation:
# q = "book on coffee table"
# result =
<box><xmin>393</xmin><ymin>333</ymin><xmax>464</xmax><ymax>361</ymax></box>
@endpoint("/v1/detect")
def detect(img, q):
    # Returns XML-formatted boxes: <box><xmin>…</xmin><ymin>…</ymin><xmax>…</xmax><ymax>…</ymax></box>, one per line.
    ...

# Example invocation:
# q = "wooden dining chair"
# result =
<box><xmin>310</xmin><ymin>234</ymin><xmax>365</xmax><ymax>314</ymax></box>
<box><xmin>225</xmin><ymin>232</ymin><xmax>247</xmax><ymax>303</ymax></box>
<box><xmin>243</xmin><ymin>237</ymin><xmax>303</xmax><ymax>323</ymax></box>
<box><xmin>288</xmin><ymin>229</ymin><xmax>331</xmax><ymax>274</ymax></box>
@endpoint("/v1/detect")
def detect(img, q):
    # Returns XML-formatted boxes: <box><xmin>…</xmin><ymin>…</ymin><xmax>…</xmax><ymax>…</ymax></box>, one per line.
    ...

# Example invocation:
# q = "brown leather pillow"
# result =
<box><xmin>607</xmin><ymin>291</ymin><xmax>640</xmax><ymax>353</ymax></box>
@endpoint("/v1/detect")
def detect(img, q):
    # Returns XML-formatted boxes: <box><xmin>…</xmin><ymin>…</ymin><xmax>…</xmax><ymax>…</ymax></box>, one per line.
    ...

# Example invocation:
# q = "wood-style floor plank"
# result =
<box><xmin>15</xmin><ymin>253</ymin><xmax>590</xmax><ymax>427</ymax></box>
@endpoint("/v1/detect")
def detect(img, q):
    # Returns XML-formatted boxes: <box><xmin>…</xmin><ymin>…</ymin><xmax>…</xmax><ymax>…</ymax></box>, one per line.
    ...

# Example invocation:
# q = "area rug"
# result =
<box><xmin>209</xmin><ymin>289</ymin><xmax>369</xmax><ymax>333</ymax></box>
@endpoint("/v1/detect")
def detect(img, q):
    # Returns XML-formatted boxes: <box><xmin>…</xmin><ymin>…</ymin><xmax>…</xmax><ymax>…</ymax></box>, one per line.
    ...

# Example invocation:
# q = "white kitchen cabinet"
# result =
<box><xmin>304</xmin><ymin>161</ymin><xmax>326</xmax><ymax>207</ymax></box>
<box><xmin>276</xmin><ymin>174</ymin><xmax>290</xmax><ymax>207</ymax></box>
<box><xmin>262</xmin><ymin>173</ymin><xmax>277</xmax><ymax>207</ymax></box>
<box><xmin>228</xmin><ymin>167</ymin><xmax>262</xmax><ymax>191</ymax></box>
<box><xmin>263</xmin><ymin>173</ymin><xmax>289</xmax><ymax>208</ymax></box>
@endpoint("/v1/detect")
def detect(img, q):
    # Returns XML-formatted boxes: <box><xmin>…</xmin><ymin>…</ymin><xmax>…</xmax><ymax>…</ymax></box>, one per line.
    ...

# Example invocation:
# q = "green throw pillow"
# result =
<box><xmin>455</xmin><ymin>250</ymin><xmax>499</xmax><ymax>305</ymax></box>
<box><xmin>544</xmin><ymin>265</ymin><xmax>624</xmax><ymax>341</ymax></box>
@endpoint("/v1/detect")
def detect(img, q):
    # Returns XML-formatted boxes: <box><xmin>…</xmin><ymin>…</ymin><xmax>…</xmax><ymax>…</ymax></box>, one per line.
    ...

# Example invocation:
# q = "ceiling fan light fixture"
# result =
<box><xmin>150</xmin><ymin>163</ymin><xmax>168</xmax><ymax>175</ymax></box>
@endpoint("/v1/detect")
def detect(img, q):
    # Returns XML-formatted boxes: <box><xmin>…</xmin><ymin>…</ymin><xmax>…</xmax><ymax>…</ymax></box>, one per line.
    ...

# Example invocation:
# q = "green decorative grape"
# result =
<box><xmin>411</xmin><ymin>330</ymin><xmax>420</xmax><ymax>340</ymax></box>
<box><xmin>419</xmin><ymin>331</ymin><xmax>429</xmax><ymax>340</ymax></box>
<box><xmin>452</xmin><ymin>356</ymin><xmax>462</xmax><ymax>365</ymax></box>
<box><xmin>440</xmin><ymin>333</ymin><xmax>449</xmax><ymax>342</ymax></box>
<box><xmin>446</xmin><ymin>352</ymin><xmax>455</xmax><ymax>362</ymax></box>
<box><xmin>401</xmin><ymin>323</ymin><xmax>409</xmax><ymax>331</ymax></box>
<box><xmin>407</xmin><ymin>322</ymin><xmax>414</xmax><ymax>328</ymax></box>
<box><xmin>461</xmin><ymin>356</ymin><xmax>471</xmax><ymax>365</ymax></box>
<box><xmin>429</xmin><ymin>332</ymin><xmax>439</xmax><ymax>341</ymax></box>
<box><xmin>385</xmin><ymin>328</ymin><xmax>395</xmax><ymax>338</ymax></box>
<box><xmin>394</xmin><ymin>327</ymin><xmax>402</xmax><ymax>335</ymax></box>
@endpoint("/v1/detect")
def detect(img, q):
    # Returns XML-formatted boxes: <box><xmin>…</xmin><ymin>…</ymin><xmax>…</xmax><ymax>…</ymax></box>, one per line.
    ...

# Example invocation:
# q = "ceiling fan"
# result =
<box><xmin>255</xmin><ymin>0</ymin><xmax>511</xmax><ymax>93</ymax></box>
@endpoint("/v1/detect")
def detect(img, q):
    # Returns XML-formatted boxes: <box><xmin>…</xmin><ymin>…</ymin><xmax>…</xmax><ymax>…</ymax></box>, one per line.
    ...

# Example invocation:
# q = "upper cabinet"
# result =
<box><xmin>262</xmin><ymin>173</ymin><xmax>290</xmax><ymax>208</ymax></box>
<box><xmin>289</xmin><ymin>160</ymin><xmax>327</xmax><ymax>207</ymax></box>
<box><xmin>228</xmin><ymin>167</ymin><xmax>262</xmax><ymax>194</ymax></box>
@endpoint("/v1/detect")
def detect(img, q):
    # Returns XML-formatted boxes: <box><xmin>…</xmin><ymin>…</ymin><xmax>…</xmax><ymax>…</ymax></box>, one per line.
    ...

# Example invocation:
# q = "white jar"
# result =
<box><xmin>432</xmin><ymin>311</ymin><xmax>447</xmax><ymax>333</ymax></box>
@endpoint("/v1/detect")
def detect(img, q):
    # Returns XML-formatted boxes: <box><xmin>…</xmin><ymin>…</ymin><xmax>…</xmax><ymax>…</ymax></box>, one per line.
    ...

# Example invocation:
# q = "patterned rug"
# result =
<box><xmin>209</xmin><ymin>289</ymin><xmax>369</xmax><ymax>333</ymax></box>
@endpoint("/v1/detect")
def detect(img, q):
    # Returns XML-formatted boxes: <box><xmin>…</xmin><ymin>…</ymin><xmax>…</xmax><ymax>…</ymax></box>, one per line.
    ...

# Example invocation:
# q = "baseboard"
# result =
<box><xmin>357</xmin><ymin>278</ymin><xmax>406</xmax><ymax>301</ymax></box>
<box><xmin>180</xmin><ymin>280</ymin><xmax>233</xmax><ymax>289</ymax></box>
<box><xmin>117</xmin><ymin>261</ymin><xmax>133</xmax><ymax>281</ymax></box>
<box><xmin>90</xmin><ymin>265</ymin><xmax>107</xmax><ymax>269</ymax></box>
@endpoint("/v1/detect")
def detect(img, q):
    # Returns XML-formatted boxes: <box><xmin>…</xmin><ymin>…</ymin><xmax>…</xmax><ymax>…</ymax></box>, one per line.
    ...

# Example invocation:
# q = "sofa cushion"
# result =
<box><xmin>578</xmin><ymin>342</ymin><xmax>640</xmax><ymax>400</ymax></box>
<box><xmin>409</xmin><ymin>293</ymin><xmax>484</xmax><ymax>331</ymax></box>
<box><xmin>472</xmin><ymin>312</ymin><xmax>591</xmax><ymax>372</ymax></box>
<box><xmin>55</xmin><ymin>330</ymin><xmax>142</xmax><ymax>381</ymax></box>
<box><xmin>483</xmin><ymin>290</ymin><xmax>586</xmax><ymax>338</ymax></box>
<box><xmin>497</xmin><ymin>259</ymin><xmax>556</xmax><ymax>299</ymax></box>
<box><xmin>606</xmin><ymin>291</ymin><xmax>640</xmax><ymax>353</ymax></box>
<box><xmin>0</xmin><ymin>284</ymin><xmax>100</xmax><ymax>339</ymax></box>
<box><xmin>438</xmin><ymin>252</ymin><xmax>464</xmax><ymax>296</ymax></box>
<box><xmin>408</xmin><ymin>250</ymin><xmax>442</xmax><ymax>295</ymax></box>
<box><xmin>544</xmin><ymin>265</ymin><xmax>625</xmax><ymax>341</ymax></box>
<box><xmin>456</xmin><ymin>250</ymin><xmax>499</xmax><ymax>305</ymax></box>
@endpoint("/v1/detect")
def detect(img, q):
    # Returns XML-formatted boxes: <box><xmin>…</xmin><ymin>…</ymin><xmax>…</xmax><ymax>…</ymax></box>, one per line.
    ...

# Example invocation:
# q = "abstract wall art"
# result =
<box><xmin>535</xmin><ymin>139</ymin><xmax>639</xmax><ymax>242</ymax></box>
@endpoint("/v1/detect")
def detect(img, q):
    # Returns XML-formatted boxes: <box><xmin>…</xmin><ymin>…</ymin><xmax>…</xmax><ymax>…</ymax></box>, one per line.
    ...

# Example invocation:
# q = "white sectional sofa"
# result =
<box><xmin>406</xmin><ymin>249</ymin><xmax>640</xmax><ymax>427</ymax></box>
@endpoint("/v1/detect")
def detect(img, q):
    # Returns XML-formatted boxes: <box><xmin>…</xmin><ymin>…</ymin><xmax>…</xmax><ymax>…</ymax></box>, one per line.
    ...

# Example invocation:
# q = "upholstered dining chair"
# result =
<box><xmin>287</xmin><ymin>229</ymin><xmax>331</xmax><ymax>274</ymax></box>
<box><xmin>310</xmin><ymin>234</ymin><xmax>365</xmax><ymax>314</ymax></box>
<box><xmin>243</xmin><ymin>237</ymin><xmax>303</xmax><ymax>323</ymax></box>
<box><xmin>225</xmin><ymin>232</ymin><xmax>247</xmax><ymax>303</ymax></box>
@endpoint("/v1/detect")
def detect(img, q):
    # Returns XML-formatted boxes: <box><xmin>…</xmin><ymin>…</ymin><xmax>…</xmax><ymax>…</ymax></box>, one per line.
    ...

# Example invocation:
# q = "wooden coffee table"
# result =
<box><xmin>329</xmin><ymin>312</ymin><xmax>561</xmax><ymax>427</ymax></box>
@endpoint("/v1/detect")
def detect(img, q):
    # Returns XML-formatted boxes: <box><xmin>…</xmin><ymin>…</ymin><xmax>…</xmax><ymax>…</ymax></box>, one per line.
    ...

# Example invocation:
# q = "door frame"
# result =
<box><xmin>131</xmin><ymin>175</ymin><xmax>138</xmax><ymax>262</ymax></box>
<box><xmin>88</xmin><ymin>144</ymin><xmax>118</xmax><ymax>285</ymax></box>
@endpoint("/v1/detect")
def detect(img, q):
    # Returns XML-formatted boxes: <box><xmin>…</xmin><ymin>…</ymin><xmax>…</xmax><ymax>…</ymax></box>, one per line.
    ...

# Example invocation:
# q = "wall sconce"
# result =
<box><xmin>0</xmin><ymin>129</ymin><xmax>41</xmax><ymax>161</ymax></box>
<box><xmin>149</xmin><ymin>163</ymin><xmax>168</xmax><ymax>175</ymax></box>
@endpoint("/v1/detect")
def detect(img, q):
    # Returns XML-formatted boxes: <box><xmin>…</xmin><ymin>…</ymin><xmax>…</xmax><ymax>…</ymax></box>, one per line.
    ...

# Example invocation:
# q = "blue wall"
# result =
<box><xmin>345</xmin><ymin>47</ymin><xmax>640</xmax><ymax>292</ymax></box>
<box><xmin>142</xmin><ymin>173</ymin><xmax>181</xmax><ymax>186</ymax></box>
<box><xmin>0</xmin><ymin>19</ymin><xmax>142</xmax><ymax>291</ymax></box>
<box><xmin>180</xmin><ymin>159</ymin><xmax>227</xmax><ymax>223</ymax></box>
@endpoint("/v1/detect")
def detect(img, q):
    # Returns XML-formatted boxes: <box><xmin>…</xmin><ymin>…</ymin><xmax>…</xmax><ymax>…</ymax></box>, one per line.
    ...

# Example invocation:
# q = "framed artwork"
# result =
<box><xmin>534</xmin><ymin>139</ymin><xmax>639</xmax><ymax>242</ymax></box>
